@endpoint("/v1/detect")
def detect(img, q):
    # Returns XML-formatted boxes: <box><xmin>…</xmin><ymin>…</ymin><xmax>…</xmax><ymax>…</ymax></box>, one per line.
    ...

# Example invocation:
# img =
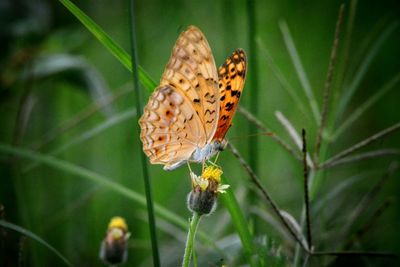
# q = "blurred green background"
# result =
<box><xmin>1</xmin><ymin>0</ymin><xmax>399</xmax><ymax>266</ymax></box>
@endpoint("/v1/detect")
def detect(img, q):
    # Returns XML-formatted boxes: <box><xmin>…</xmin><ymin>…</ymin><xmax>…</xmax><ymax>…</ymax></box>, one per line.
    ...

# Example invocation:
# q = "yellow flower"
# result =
<box><xmin>108</xmin><ymin>216</ymin><xmax>128</xmax><ymax>232</ymax></box>
<box><xmin>202</xmin><ymin>166</ymin><xmax>223</xmax><ymax>183</ymax></box>
<box><xmin>187</xmin><ymin>165</ymin><xmax>230</xmax><ymax>215</ymax></box>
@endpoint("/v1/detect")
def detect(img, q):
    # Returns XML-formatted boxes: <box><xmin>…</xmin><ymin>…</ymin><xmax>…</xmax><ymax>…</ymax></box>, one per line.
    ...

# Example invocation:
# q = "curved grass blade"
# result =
<box><xmin>334</xmin><ymin>0</ymin><xmax>358</xmax><ymax>94</ymax></box>
<box><xmin>25</xmin><ymin>54</ymin><xmax>114</xmax><ymax>116</ymax></box>
<box><xmin>320</xmin><ymin>122</ymin><xmax>400</xmax><ymax>168</ymax></box>
<box><xmin>275</xmin><ymin>111</ymin><xmax>314</xmax><ymax>169</ymax></box>
<box><xmin>23</xmin><ymin>108</ymin><xmax>137</xmax><ymax>173</ymax></box>
<box><xmin>128</xmin><ymin>0</ymin><xmax>160</xmax><ymax>265</ymax></box>
<box><xmin>256</xmin><ymin>37</ymin><xmax>310</xmax><ymax>119</ymax></box>
<box><xmin>31</xmin><ymin>83</ymin><xmax>132</xmax><ymax>150</ymax></box>
<box><xmin>0</xmin><ymin>144</ymin><xmax>215</xmax><ymax>246</ymax></box>
<box><xmin>334</xmin><ymin>21</ymin><xmax>399</xmax><ymax>128</ymax></box>
<box><xmin>333</xmin><ymin>72</ymin><xmax>400</xmax><ymax>139</ymax></box>
<box><xmin>246</xmin><ymin>0</ymin><xmax>260</xmax><ymax>176</ymax></box>
<box><xmin>279</xmin><ymin>20</ymin><xmax>320</xmax><ymax>123</ymax></box>
<box><xmin>220</xmin><ymin>177</ymin><xmax>257</xmax><ymax>266</ymax></box>
<box><xmin>321</xmin><ymin>149</ymin><xmax>400</xmax><ymax>169</ymax></box>
<box><xmin>0</xmin><ymin>220</ymin><xmax>73</xmax><ymax>267</ymax></box>
<box><xmin>58</xmin><ymin>0</ymin><xmax>156</xmax><ymax>91</ymax></box>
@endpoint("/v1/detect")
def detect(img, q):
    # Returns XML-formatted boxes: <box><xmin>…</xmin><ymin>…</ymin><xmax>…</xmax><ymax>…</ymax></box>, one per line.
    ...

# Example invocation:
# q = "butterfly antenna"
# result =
<box><xmin>187</xmin><ymin>162</ymin><xmax>193</xmax><ymax>174</ymax></box>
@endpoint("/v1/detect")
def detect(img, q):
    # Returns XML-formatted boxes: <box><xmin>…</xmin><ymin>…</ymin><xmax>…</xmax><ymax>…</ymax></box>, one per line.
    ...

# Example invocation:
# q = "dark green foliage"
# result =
<box><xmin>0</xmin><ymin>0</ymin><xmax>399</xmax><ymax>266</ymax></box>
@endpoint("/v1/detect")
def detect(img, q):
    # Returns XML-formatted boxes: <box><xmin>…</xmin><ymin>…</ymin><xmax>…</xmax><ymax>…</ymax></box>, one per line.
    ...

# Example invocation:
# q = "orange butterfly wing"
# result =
<box><xmin>139</xmin><ymin>26</ymin><xmax>219</xmax><ymax>169</ymax></box>
<box><xmin>213</xmin><ymin>49</ymin><xmax>247</xmax><ymax>141</ymax></box>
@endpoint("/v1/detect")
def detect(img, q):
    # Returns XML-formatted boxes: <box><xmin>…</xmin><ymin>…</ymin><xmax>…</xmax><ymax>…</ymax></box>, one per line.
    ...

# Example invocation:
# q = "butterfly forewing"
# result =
<box><xmin>160</xmin><ymin>26</ymin><xmax>219</xmax><ymax>141</ymax></box>
<box><xmin>213</xmin><ymin>49</ymin><xmax>247</xmax><ymax>141</ymax></box>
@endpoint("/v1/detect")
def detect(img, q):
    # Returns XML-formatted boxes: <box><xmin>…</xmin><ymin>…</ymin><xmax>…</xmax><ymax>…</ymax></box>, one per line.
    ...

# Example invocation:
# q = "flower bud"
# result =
<box><xmin>99</xmin><ymin>216</ymin><xmax>130</xmax><ymax>266</ymax></box>
<box><xmin>187</xmin><ymin>166</ymin><xmax>229</xmax><ymax>215</ymax></box>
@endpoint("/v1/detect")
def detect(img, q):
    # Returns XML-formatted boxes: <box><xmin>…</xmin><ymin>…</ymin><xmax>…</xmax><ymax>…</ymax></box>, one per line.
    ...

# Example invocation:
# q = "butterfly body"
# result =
<box><xmin>139</xmin><ymin>26</ymin><xmax>246</xmax><ymax>171</ymax></box>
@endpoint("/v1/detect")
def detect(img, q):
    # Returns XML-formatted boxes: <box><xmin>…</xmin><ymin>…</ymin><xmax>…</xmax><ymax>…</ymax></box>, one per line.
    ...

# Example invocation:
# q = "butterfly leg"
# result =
<box><xmin>207</xmin><ymin>159</ymin><xmax>221</xmax><ymax>169</ymax></box>
<box><xmin>187</xmin><ymin>162</ymin><xmax>194</xmax><ymax>174</ymax></box>
<box><xmin>213</xmin><ymin>151</ymin><xmax>221</xmax><ymax>164</ymax></box>
<box><xmin>201</xmin><ymin>161</ymin><xmax>206</xmax><ymax>173</ymax></box>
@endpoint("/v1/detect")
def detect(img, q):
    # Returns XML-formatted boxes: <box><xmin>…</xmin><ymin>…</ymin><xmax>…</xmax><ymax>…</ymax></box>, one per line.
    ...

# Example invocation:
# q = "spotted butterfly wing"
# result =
<box><xmin>139</xmin><ymin>26</ymin><xmax>220</xmax><ymax>170</ymax></box>
<box><xmin>213</xmin><ymin>49</ymin><xmax>247</xmax><ymax>141</ymax></box>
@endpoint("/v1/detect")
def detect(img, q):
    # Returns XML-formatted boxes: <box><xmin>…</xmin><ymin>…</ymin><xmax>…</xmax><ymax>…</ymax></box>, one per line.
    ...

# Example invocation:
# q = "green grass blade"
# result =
<box><xmin>0</xmin><ymin>144</ymin><xmax>215</xmax><ymax>245</ymax></box>
<box><xmin>220</xmin><ymin>178</ymin><xmax>257</xmax><ymax>266</ymax></box>
<box><xmin>246</xmin><ymin>0</ymin><xmax>260</xmax><ymax>176</ymax></box>
<box><xmin>23</xmin><ymin>108</ymin><xmax>137</xmax><ymax>173</ymax></box>
<box><xmin>128</xmin><ymin>0</ymin><xmax>160</xmax><ymax>265</ymax></box>
<box><xmin>334</xmin><ymin>0</ymin><xmax>358</xmax><ymax>93</ymax></box>
<box><xmin>0</xmin><ymin>220</ymin><xmax>73</xmax><ymax>267</ymax></box>
<box><xmin>333</xmin><ymin>72</ymin><xmax>400</xmax><ymax>139</ymax></box>
<box><xmin>256</xmin><ymin>37</ymin><xmax>310</xmax><ymax>120</ymax></box>
<box><xmin>335</xmin><ymin>21</ymin><xmax>399</xmax><ymax>126</ymax></box>
<box><xmin>279</xmin><ymin>20</ymin><xmax>320</xmax><ymax>123</ymax></box>
<box><xmin>58</xmin><ymin>0</ymin><xmax>157</xmax><ymax>91</ymax></box>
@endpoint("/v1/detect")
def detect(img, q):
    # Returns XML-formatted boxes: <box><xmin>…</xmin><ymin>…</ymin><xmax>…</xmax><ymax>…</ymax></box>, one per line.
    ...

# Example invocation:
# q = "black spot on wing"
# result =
<box><xmin>225</xmin><ymin>102</ymin><xmax>234</xmax><ymax>111</ymax></box>
<box><xmin>221</xmin><ymin>115</ymin><xmax>229</xmax><ymax>121</ymax></box>
<box><xmin>231</xmin><ymin>90</ymin><xmax>241</xmax><ymax>97</ymax></box>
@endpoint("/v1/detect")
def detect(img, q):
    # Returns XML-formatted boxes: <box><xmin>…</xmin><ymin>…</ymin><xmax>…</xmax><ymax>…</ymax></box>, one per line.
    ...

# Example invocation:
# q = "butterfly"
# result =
<box><xmin>139</xmin><ymin>26</ymin><xmax>246</xmax><ymax>171</ymax></box>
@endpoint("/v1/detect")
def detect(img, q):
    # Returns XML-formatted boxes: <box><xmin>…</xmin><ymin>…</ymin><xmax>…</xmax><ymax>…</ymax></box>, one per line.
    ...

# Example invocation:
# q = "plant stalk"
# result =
<box><xmin>182</xmin><ymin>212</ymin><xmax>201</xmax><ymax>267</ymax></box>
<box><xmin>128</xmin><ymin>0</ymin><xmax>160</xmax><ymax>266</ymax></box>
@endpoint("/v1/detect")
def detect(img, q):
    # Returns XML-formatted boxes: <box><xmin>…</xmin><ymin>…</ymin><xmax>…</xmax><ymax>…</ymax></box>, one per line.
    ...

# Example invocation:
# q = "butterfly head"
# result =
<box><xmin>213</xmin><ymin>139</ymin><xmax>227</xmax><ymax>152</ymax></box>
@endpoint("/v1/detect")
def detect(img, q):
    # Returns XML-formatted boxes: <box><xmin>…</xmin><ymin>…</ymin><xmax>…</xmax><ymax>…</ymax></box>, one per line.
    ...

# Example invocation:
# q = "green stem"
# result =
<box><xmin>128</xmin><ymin>0</ymin><xmax>160</xmax><ymax>266</ymax></box>
<box><xmin>246</xmin><ymin>0</ymin><xmax>259</xmax><ymax>175</ymax></box>
<box><xmin>182</xmin><ymin>212</ymin><xmax>202</xmax><ymax>267</ymax></box>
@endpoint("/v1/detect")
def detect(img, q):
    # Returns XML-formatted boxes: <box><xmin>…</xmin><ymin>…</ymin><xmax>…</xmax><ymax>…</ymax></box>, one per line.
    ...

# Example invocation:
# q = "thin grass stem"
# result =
<box><xmin>58</xmin><ymin>0</ymin><xmax>157</xmax><ymax>91</ymax></box>
<box><xmin>319</xmin><ymin>122</ymin><xmax>400</xmax><ymax>168</ymax></box>
<box><xmin>314</xmin><ymin>4</ymin><xmax>345</xmax><ymax>162</ymax></box>
<box><xmin>220</xmin><ymin>176</ymin><xmax>257</xmax><ymax>266</ymax></box>
<box><xmin>0</xmin><ymin>144</ymin><xmax>217</xmax><ymax>246</ymax></box>
<box><xmin>227</xmin><ymin>142</ymin><xmax>309</xmax><ymax>252</ymax></box>
<box><xmin>333</xmin><ymin>72</ymin><xmax>400</xmax><ymax>139</ymax></box>
<box><xmin>238</xmin><ymin>106</ymin><xmax>301</xmax><ymax>161</ymax></box>
<box><xmin>246</xmin><ymin>0</ymin><xmax>260</xmax><ymax>176</ymax></box>
<box><xmin>335</xmin><ymin>0</ymin><xmax>358</xmax><ymax>94</ymax></box>
<box><xmin>279</xmin><ymin>20</ymin><xmax>320</xmax><ymax>123</ymax></box>
<box><xmin>339</xmin><ymin>163</ymin><xmax>397</xmax><ymax>249</ymax></box>
<box><xmin>182</xmin><ymin>212</ymin><xmax>201</xmax><ymax>267</ymax></box>
<box><xmin>256</xmin><ymin>37</ymin><xmax>310</xmax><ymax>120</ymax></box>
<box><xmin>23</xmin><ymin>109</ymin><xmax>137</xmax><ymax>173</ymax></box>
<box><xmin>344</xmin><ymin>198</ymin><xmax>393</xmax><ymax>250</ymax></box>
<box><xmin>311</xmin><ymin>251</ymin><xmax>398</xmax><ymax>258</ymax></box>
<box><xmin>0</xmin><ymin>220</ymin><xmax>72</xmax><ymax>267</ymax></box>
<box><xmin>30</xmin><ymin>83</ymin><xmax>132</xmax><ymax>150</ymax></box>
<box><xmin>320</xmin><ymin>149</ymin><xmax>400</xmax><ymax>169</ymax></box>
<box><xmin>128</xmin><ymin>1</ymin><xmax>160</xmax><ymax>265</ymax></box>
<box><xmin>302</xmin><ymin>129</ymin><xmax>312</xmax><ymax>251</ymax></box>
<box><xmin>334</xmin><ymin>21</ymin><xmax>399</xmax><ymax>127</ymax></box>
<box><xmin>275</xmin><ymin>111</ymin><xmax>314</xmax><ymax>168</ymax></box>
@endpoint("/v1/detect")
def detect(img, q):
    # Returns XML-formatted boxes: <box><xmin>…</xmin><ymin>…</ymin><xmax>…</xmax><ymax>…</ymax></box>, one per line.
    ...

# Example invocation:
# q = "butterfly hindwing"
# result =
<box><xmin>213</xmin><ymin>49</ymin><xmax>247</xmax><ymax>141</ymax></box>
<box><xmin>139</xmin><ymin>85</ymin><xmax>206</xmax><ymax>167</ymax></box>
